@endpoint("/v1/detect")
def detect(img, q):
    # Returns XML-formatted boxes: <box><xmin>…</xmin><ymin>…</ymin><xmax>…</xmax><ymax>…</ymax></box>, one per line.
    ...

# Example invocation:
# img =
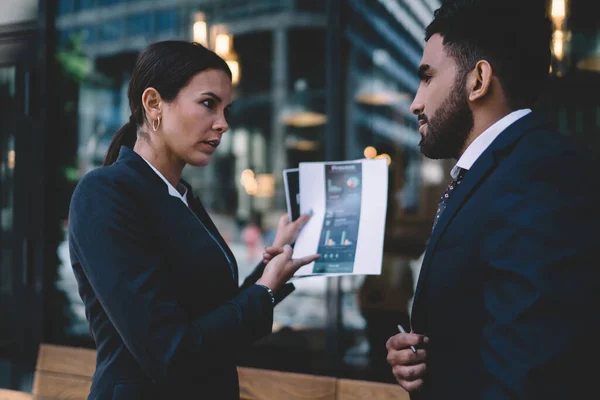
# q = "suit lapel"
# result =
<box><xmin>412</xmin><ymin>152</ymin><xmax>496</xmax><ymax>310</ymax></box>
<box><xmin>115</xmin><ymin>147</ymin><xmax>240</xmax><ymax>284</ymax></box>
<box><xmin>186</xmin><ymin>192</ymin><xmax>239</xmax><ymax>285</ymax></box>
<box><xmin>411</xmin><ymin>113</ymin><xmax>548</xmax><ymax>321</ymax></box>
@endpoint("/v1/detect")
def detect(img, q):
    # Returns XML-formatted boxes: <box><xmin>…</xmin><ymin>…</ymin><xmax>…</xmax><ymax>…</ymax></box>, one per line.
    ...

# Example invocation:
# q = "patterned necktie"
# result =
<box><xmin>432</xmin><ymin>168</ymin><xmax>466</xmax><ymax>232</ymax></box>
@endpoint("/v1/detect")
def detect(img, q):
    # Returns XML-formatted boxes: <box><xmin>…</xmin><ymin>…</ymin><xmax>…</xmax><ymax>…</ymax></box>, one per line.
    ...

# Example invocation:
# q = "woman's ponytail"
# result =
<box><xmin>102</xmin><ymin>115</ymin><xmax>138</xmax><ymax>166</ymax></box>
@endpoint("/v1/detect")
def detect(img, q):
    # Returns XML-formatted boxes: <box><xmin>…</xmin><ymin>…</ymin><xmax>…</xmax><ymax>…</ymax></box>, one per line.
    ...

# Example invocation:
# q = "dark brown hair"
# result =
<box><xmin>103</xmin><ymin>41</ymin><xmax>231</xmax><ymax>166</ymax></box>
<box><xmin>425</xmin><ymin>0</ymin><xmax>551</xmax><ymax>110</ymax></box>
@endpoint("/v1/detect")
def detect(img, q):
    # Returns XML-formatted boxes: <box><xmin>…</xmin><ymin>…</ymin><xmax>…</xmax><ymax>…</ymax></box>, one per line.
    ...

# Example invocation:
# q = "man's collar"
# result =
<box><xmin>451</xmin><ymin>109</ymin><xmax>532</xmax><ymax>179</ymax></box>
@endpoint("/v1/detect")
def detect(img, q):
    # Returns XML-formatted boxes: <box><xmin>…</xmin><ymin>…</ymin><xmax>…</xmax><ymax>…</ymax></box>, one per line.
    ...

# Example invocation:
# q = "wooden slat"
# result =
<box><xmin>238</xmin><ymin>367</ymin><xmax>336</xmax><ymax>400</ymax></box>
<box><xmin>31</xmin><ymin>344</ymin><xmax>408</xmax><ymax>400</ymax></box>
<box><xmin>0</xmin><ymin>389</ymin><xmax>37</xmax><ymax>400</ymax></box>
<box><xmin>31</xmin><ymin>372</ymin><xmax>91</xmax><ymax>400</ymax></box>
<box><xmin>35</xmin><ymin>344</ymin><xmax>95</xmax><ymax>378</ymax></box>
<box><xmin>336</xmin><ymin>379</ymin><xmax>409</xmax><ymax>400</ymax></box>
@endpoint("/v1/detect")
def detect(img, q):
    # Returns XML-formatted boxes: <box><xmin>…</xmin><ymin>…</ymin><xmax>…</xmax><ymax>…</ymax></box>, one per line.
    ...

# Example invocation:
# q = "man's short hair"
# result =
<box><xmin>425</xmin><ymin>0</ymin><xmax>552</xmax><ymax>109</ymax></box>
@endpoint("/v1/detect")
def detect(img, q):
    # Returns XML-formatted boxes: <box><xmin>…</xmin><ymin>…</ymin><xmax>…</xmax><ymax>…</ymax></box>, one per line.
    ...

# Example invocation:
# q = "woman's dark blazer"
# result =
<box><xmin>68</xmin><ymin>146</ymin><xmax>281</xmax><ymax>400</ymax></box>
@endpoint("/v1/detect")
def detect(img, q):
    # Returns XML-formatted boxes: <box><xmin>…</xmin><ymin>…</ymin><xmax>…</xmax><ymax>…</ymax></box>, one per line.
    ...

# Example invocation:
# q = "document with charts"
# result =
<box><xmin>291</xmin><ymin>158</ymin><xmax>388</xmax><ymax>277</ymax></box>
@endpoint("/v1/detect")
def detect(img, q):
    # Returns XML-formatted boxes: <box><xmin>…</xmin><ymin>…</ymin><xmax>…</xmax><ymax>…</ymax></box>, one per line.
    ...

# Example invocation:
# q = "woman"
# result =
<box><xmin>68</xmin><ymin>41</ymin><xmax>319</xmax><ymax>400</ymax></box>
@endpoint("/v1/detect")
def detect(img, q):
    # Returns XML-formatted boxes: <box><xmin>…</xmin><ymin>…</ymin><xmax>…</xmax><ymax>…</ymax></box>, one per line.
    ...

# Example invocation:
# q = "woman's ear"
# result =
<box><xmin>468</xmin><ymin>60</ymin><xmax>493</xmax><ymax>102</ymax></box>
<box><xmin>141</xmin><ymin>87</ymin><xmax>163</xmax><ymax>124</ymax></box>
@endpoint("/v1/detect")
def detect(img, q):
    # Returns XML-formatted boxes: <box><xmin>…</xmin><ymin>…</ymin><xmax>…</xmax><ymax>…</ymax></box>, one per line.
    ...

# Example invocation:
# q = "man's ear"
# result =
<box><xmin>467</xmin><ymin>60</ymin><xmax>493</xmax><ymax>102</ymax></box>
<box><xmin>141</xmin><ymin>87</ymin><xmax>163</xmax><ymax>124</ymax></box>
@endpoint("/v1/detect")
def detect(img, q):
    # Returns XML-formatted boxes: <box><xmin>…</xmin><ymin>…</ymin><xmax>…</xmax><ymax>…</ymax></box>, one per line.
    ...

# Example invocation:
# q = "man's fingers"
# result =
<box><xmin>397</xmin><ymin>378</ymin><xmax>425</xmax><ymax>393</ymax></box>
<box><xmin>392</xmin><ymin>363</ymin><xmax>427</xmax><ymax>382</ymax></box>
<box><xmin>386</xmin><ymin>333</ymin><xmax>427</xmax><ymax>350</ymax></box>
<box><xmin>387</xmin><ymin>349</ymin><xmax>426</xmax><ymax>366</ymax></box>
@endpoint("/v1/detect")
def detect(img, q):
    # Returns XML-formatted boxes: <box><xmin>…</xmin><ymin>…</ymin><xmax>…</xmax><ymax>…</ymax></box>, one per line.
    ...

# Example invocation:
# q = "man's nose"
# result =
<box><xmin>410</xmin><ymin>99</ymin><xmax>424</xmax><ymax>116</ymax></box>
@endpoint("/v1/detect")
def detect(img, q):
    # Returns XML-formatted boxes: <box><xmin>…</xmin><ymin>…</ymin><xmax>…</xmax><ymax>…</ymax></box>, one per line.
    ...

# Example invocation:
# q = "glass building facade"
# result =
<box><xmin>1</xmin><ymin>0</ymin><xmax>598</xmax><ymax>390</ymax></box>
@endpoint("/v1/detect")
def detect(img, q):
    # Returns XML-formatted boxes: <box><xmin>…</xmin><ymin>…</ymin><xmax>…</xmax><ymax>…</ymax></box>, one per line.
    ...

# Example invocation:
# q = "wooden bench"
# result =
<box><xmin>27</xmin><ymin>344</ymin><xmax>408</xmax><ymax>400</ymax></box>
<box><xmin>33</xmin><ymin>344</ymin><xmax>95</xmax><ymax>399</ymax></box>
<box><xmin>0</xmin><ymin>389</ymin><xmax>37</xmax><ymax>400</ymax></box>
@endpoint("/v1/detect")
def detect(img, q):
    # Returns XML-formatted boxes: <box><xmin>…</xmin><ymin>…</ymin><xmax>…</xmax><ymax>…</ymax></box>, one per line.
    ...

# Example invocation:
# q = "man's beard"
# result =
<box><xmin>419</xmin><ymin>76</ymin><xmax>474</xmax><ymax>160</ymax></box>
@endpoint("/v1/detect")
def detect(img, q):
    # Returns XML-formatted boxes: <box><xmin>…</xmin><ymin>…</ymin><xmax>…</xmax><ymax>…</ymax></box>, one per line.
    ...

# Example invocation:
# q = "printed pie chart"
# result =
<box><xmin>346</xmin><ymin>176</ymin><xmax>360</xmax><ymax>189</ymax></box>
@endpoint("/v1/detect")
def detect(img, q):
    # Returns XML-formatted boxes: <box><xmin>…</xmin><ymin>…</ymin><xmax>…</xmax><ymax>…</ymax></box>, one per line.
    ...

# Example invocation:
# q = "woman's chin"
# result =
<box><xmin>188</xmin><ymin>153</ymin><xmax>212</xmax><ymax>167</ymax></box>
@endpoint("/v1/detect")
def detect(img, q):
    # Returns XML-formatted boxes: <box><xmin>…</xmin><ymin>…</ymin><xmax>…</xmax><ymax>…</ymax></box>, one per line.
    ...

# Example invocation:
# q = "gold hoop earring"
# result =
<box><xmin>152</xmin><ymin>116</ymin><xmax>161</xmax><ymax>132</ymax></box>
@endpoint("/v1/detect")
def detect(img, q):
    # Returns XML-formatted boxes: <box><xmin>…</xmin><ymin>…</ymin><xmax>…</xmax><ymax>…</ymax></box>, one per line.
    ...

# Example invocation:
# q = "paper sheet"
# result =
<box><xmin>291</xmin><ymin>158</ymin><xmax>388</xmax><ymax>276</ymax></box>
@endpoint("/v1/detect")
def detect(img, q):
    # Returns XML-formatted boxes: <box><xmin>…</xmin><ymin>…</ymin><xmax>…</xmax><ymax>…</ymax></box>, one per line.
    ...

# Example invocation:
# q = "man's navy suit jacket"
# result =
<box><xmin>68</xmin><ymin>147</ymin><xmax>277</xmax><ymax>400</ymax></box>
<box><xmin>410</xmin><ymin>113</ymin><xmax>599</xmax><ymax>399</ymax></box>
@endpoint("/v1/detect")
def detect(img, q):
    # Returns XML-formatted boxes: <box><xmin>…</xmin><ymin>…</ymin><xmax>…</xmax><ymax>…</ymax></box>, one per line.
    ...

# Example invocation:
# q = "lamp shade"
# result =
<box><xmin>280</xmin><ymin>79</ymin><xmax>326</xmax><ymax>127</ymax></box>
<box><xmin>354</xmin><ymin>75</ymin><xmax>410</xmax><ymax>106</ymax></box>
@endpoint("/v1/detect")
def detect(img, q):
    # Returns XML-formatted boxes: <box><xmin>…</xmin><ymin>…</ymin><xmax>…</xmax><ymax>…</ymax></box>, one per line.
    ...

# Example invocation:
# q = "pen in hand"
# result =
<box><xmin>397</xmin><ymin>324</ymin><xmax>417</xmax><ymax>354</ymax></box>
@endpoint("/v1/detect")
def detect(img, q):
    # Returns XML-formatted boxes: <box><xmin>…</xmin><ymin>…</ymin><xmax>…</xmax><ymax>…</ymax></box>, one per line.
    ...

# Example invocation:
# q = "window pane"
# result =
<box><xmin>77</xmin><ymin>0</ymin><xmax>95</xmax><ymax>11</ymax></box>
<box><xmin>97</xmin><ymin>0</ymin><xmax>124</xmax><ymax>6</ymax></box>
<box><xmin>81</xmin><ymin>26</ymin><xmax>97</xmax><ymax>44</ymax></box>
<box><xmin>537</xmin><ymin>0</ymin><xmax>600</xmax><ymax>157</ymax></box>
<box><xmin>156</xmin><ymin>8</ymin><xmax>177</xmax><ymax>34</ymax></box>
<box><xmin>294</xmin><ymin>0</ymin><xmax>326</xmax><ymax>13</ymax></box>
<box><xmin>58</xmin><ymin>0</ymin><xmax>74</xmax><ymax>15</ymax></box>
<box><xmin>98</xmin><ymin>18</ymin><xmax>123</xmax><ymax>41</ymax></box>
<box><xmin>127</xmin><ymin>13</ymin><xmax>153</xmax><ymax>37</ymax></box>
<box><xmin>0</xmin><ymin>66</ymin><xmax>17</xmax><ymax>370</ymax></box>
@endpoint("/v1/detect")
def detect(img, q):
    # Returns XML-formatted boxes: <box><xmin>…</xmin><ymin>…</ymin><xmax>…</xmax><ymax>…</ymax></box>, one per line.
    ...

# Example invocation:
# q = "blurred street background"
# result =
<box><xmin>1</xmin><ymin>0</ymin><xmax>598</xmax><ymax>391</ymax></box>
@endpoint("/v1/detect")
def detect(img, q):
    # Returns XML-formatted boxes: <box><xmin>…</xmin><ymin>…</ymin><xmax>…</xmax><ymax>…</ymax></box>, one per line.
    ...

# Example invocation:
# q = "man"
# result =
<box><xmin>386</xmin><ymin>1</ymin><xmax>599</xmax><ymax>399</ymax></box>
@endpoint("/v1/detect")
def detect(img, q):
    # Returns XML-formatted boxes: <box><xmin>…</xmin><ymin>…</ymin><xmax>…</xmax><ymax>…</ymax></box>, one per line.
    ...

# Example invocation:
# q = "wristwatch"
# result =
<box><xmin>255</xmin><ymin>284</ymin><xmax>275</xmax><ymax>305</ymax></box>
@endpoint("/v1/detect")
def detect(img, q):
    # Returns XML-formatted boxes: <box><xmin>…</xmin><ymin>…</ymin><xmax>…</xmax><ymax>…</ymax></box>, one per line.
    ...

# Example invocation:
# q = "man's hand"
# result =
<box><xmin>386</xmin><ymin>332</ymin><xmax>428</xmax><ymax>393</ymax></box>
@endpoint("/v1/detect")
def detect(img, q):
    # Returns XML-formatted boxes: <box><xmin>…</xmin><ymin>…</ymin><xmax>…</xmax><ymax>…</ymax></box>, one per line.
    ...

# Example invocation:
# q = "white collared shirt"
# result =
<box><xmin>450</xmin><ymin>109</ymin><xmax>531</xmax><ymax>179</ymax></box>
<box><xmin>141</xmin><ymin>157</ymin><xmax>189</xmax><ymax>207</ymax></box>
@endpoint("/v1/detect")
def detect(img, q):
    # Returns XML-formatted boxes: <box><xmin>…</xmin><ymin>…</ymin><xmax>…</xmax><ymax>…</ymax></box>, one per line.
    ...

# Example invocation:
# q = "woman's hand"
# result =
<box><xmin>262</xmin><ymin>246</ymin><xmax>283</xmax><ymax>264</ymax></box>
<box><xmin>271</xmin><ymin>212</ymin><xmax>312</xmax><ymax>249</ymax></box>
<box><xmin>256</xmin><ymin>245</ymin><xmax>319</xmax><ymax>292</ymax></box>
